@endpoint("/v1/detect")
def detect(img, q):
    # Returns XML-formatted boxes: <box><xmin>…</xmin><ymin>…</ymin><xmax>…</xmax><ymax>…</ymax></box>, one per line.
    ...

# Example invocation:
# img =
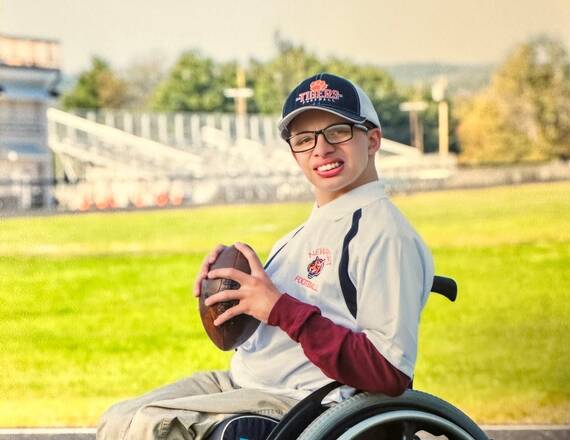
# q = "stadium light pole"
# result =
<box><xmin>431</xmin><ymin>77</ymin><xmax>449</xmax><ymax>157</ymax></box>
<box><xmin>224</xmin><ymin>66</ymin><xmax>253</xmax><ymax>140</ymax></box>
<box><xmin>224</xmin><ymin>66</ymin><xmax>253</xmax><ymax>118</ymax></box>
<box><xmin>399</xmin><ymin>101</ymin><xmax>428</xmax><ymax>152</ymax></box>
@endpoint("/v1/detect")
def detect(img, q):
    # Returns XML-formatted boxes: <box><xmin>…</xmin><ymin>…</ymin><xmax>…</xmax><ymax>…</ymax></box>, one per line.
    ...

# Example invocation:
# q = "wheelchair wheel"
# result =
<box><xmin>297</xmin><ymin>390</ymin><xmax>489</xmax><ymax>440</ymax></box>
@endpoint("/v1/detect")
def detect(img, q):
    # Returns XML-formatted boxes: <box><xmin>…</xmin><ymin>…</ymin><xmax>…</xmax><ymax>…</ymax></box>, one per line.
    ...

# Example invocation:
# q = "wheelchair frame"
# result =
<box><xmin>209</xmin><ymin>276</ymin><xmax>490</xmax><ymax>440</ymax></box>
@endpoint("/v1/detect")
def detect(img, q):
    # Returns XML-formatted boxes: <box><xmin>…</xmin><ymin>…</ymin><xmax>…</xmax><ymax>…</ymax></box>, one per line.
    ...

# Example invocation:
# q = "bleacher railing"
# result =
<box><xmin>0</xmin><ymin>108</ymin><xmax>461</xmax><ymax>212</ymax></box>
<box><xmin>72</xmin><ymin>109</ymin><xmax>283</xmax><ymax>149</ymax></box>
<box><xmin>44</xmin><ymin>108</ymin><xmax>309</xmax><ymax>211</ymax></box>
<box><xmin>47</xmin><ymin>108</ymin><xmax>203</xmax><ymax>178</ymax></box>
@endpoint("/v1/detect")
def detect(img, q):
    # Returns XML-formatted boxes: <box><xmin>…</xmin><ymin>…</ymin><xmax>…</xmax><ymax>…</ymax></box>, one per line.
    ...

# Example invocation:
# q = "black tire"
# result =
<box><xmin>297</xmin><ymin>390</ymin><xmax>489</xmax><ymax>440</ymax></box>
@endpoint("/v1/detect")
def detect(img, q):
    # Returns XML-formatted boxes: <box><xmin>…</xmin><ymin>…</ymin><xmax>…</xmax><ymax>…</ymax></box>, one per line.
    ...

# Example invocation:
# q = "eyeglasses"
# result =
<box><xmin>286</xmin><ymin>122</ymin><xmax>369</xmax><ymax>153</ymax></box>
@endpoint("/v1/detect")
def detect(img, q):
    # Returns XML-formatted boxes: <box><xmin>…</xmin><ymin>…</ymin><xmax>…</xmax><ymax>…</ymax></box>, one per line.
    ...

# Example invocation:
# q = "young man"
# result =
<box><xmin>97</xmin><ymin>73</ymin><xmax>434</xmax><ymax>440</ymax></box>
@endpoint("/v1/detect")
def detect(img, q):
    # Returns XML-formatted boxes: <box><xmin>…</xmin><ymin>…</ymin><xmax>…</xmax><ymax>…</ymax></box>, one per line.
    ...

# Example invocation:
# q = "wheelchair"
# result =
<box><xmin>208</xmin><ymin>276</ymin><xmax>490</xmax><ymax>440</ymax></box>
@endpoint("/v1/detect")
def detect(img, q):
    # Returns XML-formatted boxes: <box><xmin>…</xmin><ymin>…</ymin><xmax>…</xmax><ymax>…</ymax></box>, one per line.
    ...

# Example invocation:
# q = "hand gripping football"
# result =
<box><xmin>199</xmin><ymin>245</ymin><xmax>260</xmax><ymax>351</ymax></box>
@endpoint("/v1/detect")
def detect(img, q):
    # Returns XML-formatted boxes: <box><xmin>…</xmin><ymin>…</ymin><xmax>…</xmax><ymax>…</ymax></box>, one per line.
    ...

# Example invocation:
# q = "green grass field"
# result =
<box><xmin>1</xmin><ymin>182</ymin><xmax>568</xmax><ymax>427</ymax></box>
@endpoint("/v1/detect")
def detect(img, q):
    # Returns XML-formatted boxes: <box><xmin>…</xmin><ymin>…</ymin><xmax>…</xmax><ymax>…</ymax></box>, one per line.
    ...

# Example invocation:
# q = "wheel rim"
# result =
<box><xmin>336</xmin><ymin>409</ymin><xmax>476</xmax><ymax>440</ymax></box>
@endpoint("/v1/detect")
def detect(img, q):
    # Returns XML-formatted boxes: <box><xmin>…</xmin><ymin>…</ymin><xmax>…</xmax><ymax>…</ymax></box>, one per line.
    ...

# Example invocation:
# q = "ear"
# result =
<box><xmin>368</xmin><ymin>128</ymin><xmax>382</xmax><ymax>156</ymax></box>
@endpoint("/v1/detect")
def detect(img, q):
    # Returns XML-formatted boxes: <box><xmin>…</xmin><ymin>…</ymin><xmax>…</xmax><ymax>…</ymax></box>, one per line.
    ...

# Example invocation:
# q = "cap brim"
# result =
<box><xmin>278</xmin><ymin>106</ymin><xmax>367</xmax><ymax>140</ymax></box>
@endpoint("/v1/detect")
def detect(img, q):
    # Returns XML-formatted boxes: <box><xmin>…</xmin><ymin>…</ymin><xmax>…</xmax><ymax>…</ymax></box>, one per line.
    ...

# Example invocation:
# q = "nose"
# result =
<box><xmin>312</xmin><ymin>132</ymin><xmax>335</xmax><ymax>156</ymax></box>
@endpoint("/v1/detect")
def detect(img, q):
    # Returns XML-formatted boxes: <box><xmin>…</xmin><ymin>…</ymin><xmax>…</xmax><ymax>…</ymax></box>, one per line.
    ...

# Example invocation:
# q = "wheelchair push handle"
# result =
<box><xmin>431</xmin><ymin>276</ymin><xmax>457</xmax><ymax>302</ymax></box>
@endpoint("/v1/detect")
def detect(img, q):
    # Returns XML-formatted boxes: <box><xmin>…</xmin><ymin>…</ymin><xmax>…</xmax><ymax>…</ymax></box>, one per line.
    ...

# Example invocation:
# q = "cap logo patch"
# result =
<box><xmin>296</xmin><ymin>80</ymin><xmax>343</xmax><ymax>105</ymax></box>
<box><xmin>310</xmin><ymin>80</ymin><xmax>327</xmax><ymax>92</ymax></box>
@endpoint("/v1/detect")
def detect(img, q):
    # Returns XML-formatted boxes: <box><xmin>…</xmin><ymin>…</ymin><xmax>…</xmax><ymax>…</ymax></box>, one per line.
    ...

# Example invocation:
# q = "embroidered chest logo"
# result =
<box><xmin>294</xmin><ymin>248</ymin><xmax>333</xmax><ymax>292</ymax></box>
<box><xmin>295</xmin><ymin>80</ymin><xmax>343</xmax><ymax>105</ymax></box>
<box><xmin>307</xmin><ymin>256</ymin><xmax>325</xmax><ymax>279</ymax></box>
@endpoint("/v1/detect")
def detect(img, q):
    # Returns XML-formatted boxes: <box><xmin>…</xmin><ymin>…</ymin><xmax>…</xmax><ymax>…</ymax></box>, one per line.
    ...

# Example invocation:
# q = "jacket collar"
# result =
<box><xmin>307</xmin><ymin>180</ymin><xmax>387</xmax><ymax>222</ymax></box>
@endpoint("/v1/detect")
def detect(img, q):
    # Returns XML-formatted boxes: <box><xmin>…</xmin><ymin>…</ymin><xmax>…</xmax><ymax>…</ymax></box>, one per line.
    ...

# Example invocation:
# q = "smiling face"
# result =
<box><xmin>288</xmin><ymin>110</ymin><xmax>382</xmax><ymax>206</ymax></box>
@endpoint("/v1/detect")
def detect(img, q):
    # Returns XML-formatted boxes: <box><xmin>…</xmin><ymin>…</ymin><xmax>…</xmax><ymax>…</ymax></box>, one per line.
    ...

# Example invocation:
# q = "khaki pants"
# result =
<box><xmin>97</xmin><ymin>370</ymin><xmax>299</xmax><ymax>440</ymax></box>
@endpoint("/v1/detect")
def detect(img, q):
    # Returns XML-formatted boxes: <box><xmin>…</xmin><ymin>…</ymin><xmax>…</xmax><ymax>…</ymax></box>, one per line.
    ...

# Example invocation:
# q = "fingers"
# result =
<box><xmin>193</xmin><ymin>276</ymin><xmax>204</xmax><ymax>297</ymax></box>
<box><xmin>213</xmin><ymin>302</ymin><xmax>246</xmax><ymax>326</ymax></box>
<box><xmin>193</xmin><ymin>244</ymin><xmax>226</xmax><ymax>297</ymax></box>
<box><xmin>193</xmin><ymin>242</ymin><xmax>263</xmax><ymax>299</ymax></box>
<box><xmin>234</xmin><ymin>242</ymin><xmax>264</xmax><ymax>274</ymax></box>
<box><xmin>203</xmin><ymin>285</ymin><xmax>246</xmax><ymax>327</ymax></box>
<box><xmin>208</xmin><ymin>244</ymin><xmax>226</xmax><ymax>264</ymax></box>
<box><xmin>204</xmin><ymin>289</ymin><xmax>240</xmax><ymax>307</ymax></box>
<box><xmin>207</xmin><ymin>267</ymin><xmax>249</xmax><ymax>285</ymax></box>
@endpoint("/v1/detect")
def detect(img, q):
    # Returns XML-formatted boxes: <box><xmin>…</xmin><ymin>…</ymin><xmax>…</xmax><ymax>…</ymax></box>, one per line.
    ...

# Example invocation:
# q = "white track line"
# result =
<box><xmin>482</xmin><ymin>425</ymin><xmax>570</xmax><ymax>430</ymax></box>
<box><xmin>0</xmin><ymin>428</ymin><xmax>96</xmax><ymax>434</ymax></box>
<box><xmin>0</xmin><ymin>425</ymin><xmax>568</xmax><ymax>435</ymax></box>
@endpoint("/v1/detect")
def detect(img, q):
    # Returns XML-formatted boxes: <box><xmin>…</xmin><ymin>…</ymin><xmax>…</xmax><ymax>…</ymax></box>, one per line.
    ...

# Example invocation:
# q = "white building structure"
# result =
<box><xmin>0</xmin><ymin>34</ymin><xmax>60</xmax><ymax>210</ymax></box>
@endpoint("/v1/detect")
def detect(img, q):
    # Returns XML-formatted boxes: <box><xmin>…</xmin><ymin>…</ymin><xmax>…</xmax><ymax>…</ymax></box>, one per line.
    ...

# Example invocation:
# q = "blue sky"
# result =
<box><xmin>2</xmin><ymin>0</ymin><xmax>569</xmax><ymax>74</ymax></box>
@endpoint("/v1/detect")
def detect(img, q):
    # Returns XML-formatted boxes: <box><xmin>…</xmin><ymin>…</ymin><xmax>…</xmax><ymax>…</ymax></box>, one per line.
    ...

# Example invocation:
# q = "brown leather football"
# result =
<box><xmin>199</xmin><ymin>245</ymin><xmax>260</xmax><ymax>351</ymax></box>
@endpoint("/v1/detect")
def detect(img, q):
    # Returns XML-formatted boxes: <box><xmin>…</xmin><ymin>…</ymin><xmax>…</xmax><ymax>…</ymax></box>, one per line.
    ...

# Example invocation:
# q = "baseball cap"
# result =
<box><xmin>278</xmin><ymin>73</ymin><xmax>381</xmax><ymax>140</ymax></box>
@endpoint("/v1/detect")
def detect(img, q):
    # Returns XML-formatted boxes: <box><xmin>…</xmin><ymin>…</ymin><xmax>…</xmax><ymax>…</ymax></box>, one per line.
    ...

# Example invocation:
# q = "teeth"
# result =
<box><xmin>317</xmin><ymin>162</ymin><xmax>341</xmax><ymax>172</ymax></box>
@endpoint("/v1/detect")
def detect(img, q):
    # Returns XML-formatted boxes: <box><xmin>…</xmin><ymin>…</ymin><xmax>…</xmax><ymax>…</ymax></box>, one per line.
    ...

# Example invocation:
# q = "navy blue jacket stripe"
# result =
<box><xmin>339</xmin><ymin>209</ymin><xmax>362</xmax><ymax>318</ymax></box>
<box><xmin>264</xmin><ymin>226</ymin><xmax>304</xmax><ymax>270</ymax></box>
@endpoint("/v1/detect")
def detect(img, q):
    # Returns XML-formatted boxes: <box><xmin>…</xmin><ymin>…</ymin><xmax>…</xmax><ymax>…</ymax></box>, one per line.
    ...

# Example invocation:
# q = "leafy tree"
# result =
<box><xmin>61</xmin><ymin>57</ymin><xmax>127</xmax><ymax>110</ymax></box>
<box><xmin>150</xmin><ymin>51</ymin><xmax>235</xmax><ymax>112</ymax></box>
<box><xmin>249</xmin><ymin>36</ymin><xmax>413</xmax><ymax>146</ymax></box>
<box><xmin>457</xmin><ymin>91</ymin><xmax>529</xmax><ymax>163</ymax></box>
<box><xmin>458</xmin><ymin>36</ymin><xmax>570</xmax><ymax>163</ymax></box>
<box><xmin>251</xmin><ymin>36</ymin><xmax>324</xmax><ymax>114</ymax></box>
<box><xmin>122</xmin><ymin>53</ymin><xmax>167</xmax><ymax>109</ymax></box>
<box><xmin>322</xmin><ymin>58</ymin><xmax>409</xmax><ymax>144</ymax></box>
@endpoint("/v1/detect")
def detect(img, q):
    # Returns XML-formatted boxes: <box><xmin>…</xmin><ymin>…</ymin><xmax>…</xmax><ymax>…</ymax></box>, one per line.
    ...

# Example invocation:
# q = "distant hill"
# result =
<box><xmin>381</xmin><ymin>63</ymin><xmax>495</xmax><ymax>95</ymax></box>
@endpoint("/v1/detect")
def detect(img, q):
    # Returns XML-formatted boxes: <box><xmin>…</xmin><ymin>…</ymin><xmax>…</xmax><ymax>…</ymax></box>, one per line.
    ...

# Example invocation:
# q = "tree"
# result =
<box><xmin>61</xmin><ymin>57</ymin><xmax>127</xmax><ymax>110</ymax></box>
<box><xmin>250</xmin><ymin>35</ymin><xmax>413</xmax><ymax>146</ymax></box>
<box><xmin>458</xmin><ymin>36</ymin><xmax>570</xmax><ymax>163</ymax></box>
<box><xmin>251</xmin><ymin>35</ymin><xmax>324</xmax><ymax>114</ymax></box>
<box><xmin>323</xmin><ymin>57</ymin><xmax>410</xmax><ymax>146</ymax></box>
<box><xmin>457</xmin><ymin>91</ymin><xmax>530</xmax><ymax>163</ymax></box>
<box><xmin>150</xmin><ymin>51</ymin><xmax>235</xmax><ymax>112</ymax></box>
<box><xmin>122</xmin><ymin>52</ymin><xmax>167</xmax><ymax>110</ymax></box>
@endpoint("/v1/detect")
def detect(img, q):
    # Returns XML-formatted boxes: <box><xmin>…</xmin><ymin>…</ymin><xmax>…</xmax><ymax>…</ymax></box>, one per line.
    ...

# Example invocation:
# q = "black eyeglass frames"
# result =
<box><xmin>286</xmin><ymin>122</ymin><xmax>369</xmax><ymax>153</ymax></box>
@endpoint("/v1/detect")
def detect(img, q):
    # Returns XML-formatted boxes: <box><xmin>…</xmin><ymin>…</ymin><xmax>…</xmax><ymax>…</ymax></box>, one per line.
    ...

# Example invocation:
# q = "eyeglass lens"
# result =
<box><xmin>289</xmin><ymin>124</ymin><xmax>353</xmax><ymax>151</ymax></box>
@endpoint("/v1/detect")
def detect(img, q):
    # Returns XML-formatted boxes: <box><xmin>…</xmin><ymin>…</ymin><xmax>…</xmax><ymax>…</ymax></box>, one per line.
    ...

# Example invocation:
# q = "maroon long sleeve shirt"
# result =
<box><xmin>267</xmin><ymin>293</ymin><xmax>411</xmax><ymax>397</ymax></box>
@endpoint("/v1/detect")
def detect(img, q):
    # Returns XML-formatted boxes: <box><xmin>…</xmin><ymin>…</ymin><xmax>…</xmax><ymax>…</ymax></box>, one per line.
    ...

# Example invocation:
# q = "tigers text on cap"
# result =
<box><xmin>278</xmin><ymin>73</ymin><xmax>381</xmax><ymax>140</ymax></box>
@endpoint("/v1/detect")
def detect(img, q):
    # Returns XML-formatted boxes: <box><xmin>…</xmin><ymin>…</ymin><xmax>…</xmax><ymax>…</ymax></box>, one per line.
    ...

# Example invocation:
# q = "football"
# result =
<box><xmin>199</xmin><ymin>245</ymin><xmax>260</xmax><ymax>351</ymax></box>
